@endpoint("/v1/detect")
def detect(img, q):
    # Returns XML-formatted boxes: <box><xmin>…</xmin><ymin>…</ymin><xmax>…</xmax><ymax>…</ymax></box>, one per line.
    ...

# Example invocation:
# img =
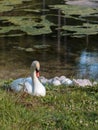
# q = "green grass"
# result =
<box><xmin>0</xmin><ymin>81</ymin><xmax>98</xmax><ymax>130</ymax></box>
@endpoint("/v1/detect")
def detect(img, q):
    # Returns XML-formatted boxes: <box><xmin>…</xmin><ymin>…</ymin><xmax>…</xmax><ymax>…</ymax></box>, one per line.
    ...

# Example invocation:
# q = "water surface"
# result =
<box><xmin>0</xmin><ymin>0</ymin><xmax>98</xmax><ymax>80</ymax></box>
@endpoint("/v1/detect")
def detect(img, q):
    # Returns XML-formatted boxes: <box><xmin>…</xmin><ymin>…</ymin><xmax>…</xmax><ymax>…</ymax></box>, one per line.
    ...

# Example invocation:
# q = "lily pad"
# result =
<box><xmin>0</xmin><ymin>0</ymin><xmax>31</xmax><ymax>12</ymax></box>
<box><xmin>13</xmin><ymin>46</ymin><xmax>34</xmax><ymax>52</ymax></box>
<box><xmin>49</xmin><ymin>4</ymin><xmax>98</xmax><ymax>37</ymax></box>
<box><xmin>0</xmin><ymin>33</ymin><xmax>24</xmax><ymax>37</ymax></box>
<box><xmin>50</xmin><ymin>4</ymin><xmax>98</xmax><ymax>17</ymax></box>
<box><xmin>24</xmin><ymin>9</ymin><xmax>49</xmax><ymax>13</ymax></box>
<box><xmin>25</xmin><ymin>48</ymin><xmax>34</xmax><ymax>52</ymax></box>
<box><xmin>23</xmin><ymin>9</ymin><xmax>41</xmax><ymax>13</ymax></box>
<box><xmin>0</xmin><ymin>16</ymin><xmax>54</xmax><ymax>36</ymax></box>
<box><xmin>33</xmin><ymin>44</ymin><xmax>50</xmax><ymax>49</ymax></box>
<box><xmin>61</xmin><ymin>23</ymin><xmax>98</xmax><ymax>37</ymax></box>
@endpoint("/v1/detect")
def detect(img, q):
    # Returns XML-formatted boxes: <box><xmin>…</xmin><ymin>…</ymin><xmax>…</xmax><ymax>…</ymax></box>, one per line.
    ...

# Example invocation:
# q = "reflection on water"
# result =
<box><xmin>77</xmin><ymin>51</ymin><xmax>98</xmax><ymax>80</ymax></box>
<box><xmin>0</xmin><ymin>34</ymin><xmax>98</xmax><ymax>80</ymax></box>
<box><xmin>0</xmin><ymin>0</ymin><xmax>98</xmax><ymax>81</ymax></box>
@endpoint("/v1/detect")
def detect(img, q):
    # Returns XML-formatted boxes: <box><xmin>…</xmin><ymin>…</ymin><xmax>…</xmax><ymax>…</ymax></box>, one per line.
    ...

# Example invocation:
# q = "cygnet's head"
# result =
<box><xmin>31</xmin><ymin>60</ymin><xmax>40</xmax><ymax>77</ymax></box>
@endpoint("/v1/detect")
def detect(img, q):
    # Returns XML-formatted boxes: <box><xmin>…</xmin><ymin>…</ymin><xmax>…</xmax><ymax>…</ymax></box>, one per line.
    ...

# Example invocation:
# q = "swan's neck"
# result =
<box><xmin>30</xmin><ymin>69</ymin><xmax>40</xmax><ymax>95</ymax></box>
<box><xmin>31</xmin><ymin>70</ymin><xmax>39</xmax><ymax>85</ymax></box>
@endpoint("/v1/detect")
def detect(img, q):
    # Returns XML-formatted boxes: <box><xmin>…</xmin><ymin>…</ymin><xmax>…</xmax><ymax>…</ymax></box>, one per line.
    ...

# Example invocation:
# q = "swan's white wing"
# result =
<box><xmin>10</xmin><ymin>77</ymin><xmax>33</xmax><ymax>94</ymax></box>
<box><xmin>10</xmin><ymin>78</ymin><xmax>25</xmax><ymax>92</ymax></box>
<box><xmin>24</xmin><ymin>81</ymin><xmax>33</xmax><ymax>94</ymax></box>
<box><xmin>25</xmin><ymin>77</ymin><xmax>32</xmax><ymax>84</ymax></box>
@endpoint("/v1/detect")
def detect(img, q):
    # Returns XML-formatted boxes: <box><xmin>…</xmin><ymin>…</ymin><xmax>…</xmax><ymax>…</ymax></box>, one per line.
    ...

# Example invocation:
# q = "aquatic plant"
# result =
<box><xmin>0</xmin><ymin>1</ymin><xmax>98</xmax><ymax>37</ymax></box>
<box><xmin>0</xmin><ymin>0</ymin><xmax>31</xmax><ymax>12</ymax></box>
<box><xmin>0</xmin><ymin>16</ymin><xmax>54</xmax><ymax>37</ymax></box>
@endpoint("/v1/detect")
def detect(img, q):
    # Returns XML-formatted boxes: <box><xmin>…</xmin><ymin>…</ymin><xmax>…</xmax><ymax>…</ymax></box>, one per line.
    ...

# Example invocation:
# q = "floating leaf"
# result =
<box><xmin>25</xmin><ymin>48</ymin><xmax>34</xmax><ymax>52</ymax></box>
<box><xmin>33</xmin><ymin>44</ymin><xmax>50</xmax><ymax>49</ymax></box>
<box><xmin>50</xmin><ymin>4</ymin><xmax>98</xmax><ymax>17</ymax></box>
<box><xmin>23</xmin><ymin>9</ymin><xmax>41</xmax><ymax>13</ymax></box>
<box><xmin>13</xmin><ymin>46</ymin><xmax>25</xmax><ymax>51</ymax></box>
<box><xmin>0</xmin><ymin>0</ymin><xmax>31</xmax><ymax>12</ymax></box>
<box><xmin>49</xmin><ymin>4</ymin><xmax>98</xmax><ymax>37</ymax></box>
<box><xmin>0</xmin><ymin>26</ymin><xmax>17</xmax><ymax>34</ymax></box>
<box><xmin>13</xmin><ymin>46</ymin><xmax>34</xmax><ymax>52</ymax></box>
<box><xmin>0</xmin><ymin>33</ymin><xmax>24</xmax><ymax>37</ymax></box>
<box><xmin>61</xmin><ymin>23</ymin><xmax>98</xmax><ymax>37</ymax></box>
<box><xmin>0</xmin><ymin>16</ymin><xmax>54</xmax><ymax>36</ymax></box>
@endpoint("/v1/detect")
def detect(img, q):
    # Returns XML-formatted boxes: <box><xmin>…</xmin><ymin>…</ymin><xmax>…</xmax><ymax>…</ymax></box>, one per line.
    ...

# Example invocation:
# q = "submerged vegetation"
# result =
<box><xmin>0</xmin><ymin>80</ymin><xmax>98</xmax><ymax>130</ymax></box>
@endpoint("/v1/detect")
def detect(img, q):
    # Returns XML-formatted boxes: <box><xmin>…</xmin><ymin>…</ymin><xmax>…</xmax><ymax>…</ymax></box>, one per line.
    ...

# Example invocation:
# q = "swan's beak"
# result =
<box><xmin>36</xmin><ymin>69</ymin><xmax>40</xmax><ymax>77</ymax></box>
<box><xmin>36</xmin><ymin>71</ymin><xmax>40</xmax><ymax>77</ymax></box>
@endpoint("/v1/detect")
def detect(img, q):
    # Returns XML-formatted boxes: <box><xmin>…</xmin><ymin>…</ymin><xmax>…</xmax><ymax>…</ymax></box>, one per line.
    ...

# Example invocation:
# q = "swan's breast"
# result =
<box><xmin>34</xmin><ymin>79</ymin><xmax>46</xmax><ymax>96</ymax></box>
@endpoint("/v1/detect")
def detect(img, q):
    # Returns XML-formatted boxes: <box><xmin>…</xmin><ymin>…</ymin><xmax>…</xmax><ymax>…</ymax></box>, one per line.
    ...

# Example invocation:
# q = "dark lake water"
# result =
<box><xmin>0</xmin><ymin>0</ymin><xmax>98</xmax><ymax>80</ymax></box>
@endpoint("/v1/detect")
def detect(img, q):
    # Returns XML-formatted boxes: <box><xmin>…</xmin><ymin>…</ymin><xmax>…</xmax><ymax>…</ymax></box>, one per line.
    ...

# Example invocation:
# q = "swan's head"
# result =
<box><xmin>31</xmin><ymin>60</ymin><xmax>40</xmax><ymax>77</ymax></box>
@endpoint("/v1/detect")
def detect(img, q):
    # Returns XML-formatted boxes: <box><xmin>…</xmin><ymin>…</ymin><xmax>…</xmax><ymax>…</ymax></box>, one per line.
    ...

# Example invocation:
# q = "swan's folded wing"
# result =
<box><xmin>10</xmin><ymin>78</ymin><xmax>25</xmax><ymax>92</ymax></box>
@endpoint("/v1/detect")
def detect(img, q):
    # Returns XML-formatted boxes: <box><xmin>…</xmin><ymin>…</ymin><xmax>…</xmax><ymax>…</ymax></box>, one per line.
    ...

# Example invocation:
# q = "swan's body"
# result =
<box><xmin>39</xmin><ymin>76</ymin><xmax>73</xmax><ymax>86</ymax></box>
<box><xmin>73</xmin><ymin>79</ymin><xmax>93</xmax><ymax>87</ymax></box>
<box><xmin>10</xmin><ymin>77</ymin><xmax>32</xmax><ymax>93</ymax></box>
<box><xmin>10</xmin><ymin>61</ymin><xmax>46</xmax><ymax>96</ymax></box>
<box><xmin>59</xmin><ymin>76</ymin><xmax>73</xmax><ymax>86</ymax></box>
<box><xmin>39</xmin><ymin>76</ymin><xmax>48</xmax><ymax>85</ymax></box>
<box><xmin>49</xmin><ymin>77</ymin><xmax>61</xmax><ymax>86</ymax></box>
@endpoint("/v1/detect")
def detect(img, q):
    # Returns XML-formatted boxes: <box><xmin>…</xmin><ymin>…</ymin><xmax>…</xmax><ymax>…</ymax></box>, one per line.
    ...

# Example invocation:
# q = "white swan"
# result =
<box><xmin>10</xmin><ymin>61</ymin><xmax>46</xmax><ymax>96</ymax></box>
<box><xmin>39</xmin><ymin>76</ymin><xmax>73</xmax><ymax>86</ymax></box>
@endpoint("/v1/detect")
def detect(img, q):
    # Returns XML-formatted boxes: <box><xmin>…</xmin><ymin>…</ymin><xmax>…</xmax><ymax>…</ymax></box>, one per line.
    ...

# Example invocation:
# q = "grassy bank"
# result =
<box><xmin>0</xmin><ymin>81</ymin><xmax>98</xmax><ymax>130</ymax></box>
